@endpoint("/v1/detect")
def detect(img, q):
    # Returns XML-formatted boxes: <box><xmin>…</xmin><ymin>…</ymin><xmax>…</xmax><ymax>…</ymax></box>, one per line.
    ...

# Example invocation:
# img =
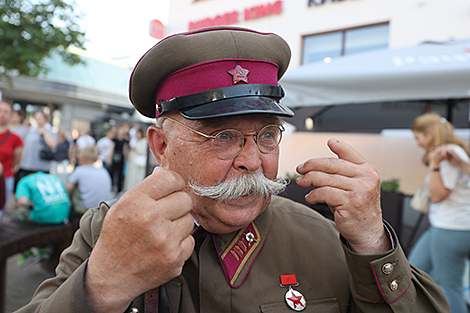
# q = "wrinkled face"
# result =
<box><xmin>158</xmin><ymin>114</ymin><xmax>281</xmax><ymax>234</ymax></box>
<box><xmin>0</xmin><ymin>102</ymin><xmax>11</xmax><ymax>126</ymax></box>
<box><xmin>413</xmin><ymin>130</ymin><xmax>432</xmax><ymax>149</ymax></box>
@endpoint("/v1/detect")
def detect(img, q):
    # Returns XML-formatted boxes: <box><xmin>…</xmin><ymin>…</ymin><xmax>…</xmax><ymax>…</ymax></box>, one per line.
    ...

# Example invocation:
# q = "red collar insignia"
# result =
<box><xmin>219</xmin><ymin>222</ymin><xmax>260</xmax><ymax>286</ymax></box>
<box><xmin>227</xmin><ymin>64</ymin><xmax>250</xmax><ymax>84</ymax></box>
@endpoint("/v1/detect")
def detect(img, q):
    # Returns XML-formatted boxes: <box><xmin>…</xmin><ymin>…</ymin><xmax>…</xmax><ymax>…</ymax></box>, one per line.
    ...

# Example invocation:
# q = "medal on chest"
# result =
<box><xmin>280</xmin><ymin>274</ymin><xmax>306</xmax><ymax>311</ymax></box>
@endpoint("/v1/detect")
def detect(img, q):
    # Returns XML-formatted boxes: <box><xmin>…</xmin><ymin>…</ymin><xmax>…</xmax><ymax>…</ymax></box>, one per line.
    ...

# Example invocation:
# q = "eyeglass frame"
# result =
<box><xmin>159</xmin><ymin>116</ymin><xmax>285</xmax><ymax>160</ymax></box>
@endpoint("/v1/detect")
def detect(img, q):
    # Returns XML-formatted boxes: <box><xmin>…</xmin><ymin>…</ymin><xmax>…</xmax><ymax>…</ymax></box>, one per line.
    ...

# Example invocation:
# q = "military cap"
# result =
<box><xmin>129</xmin><ymin>26</ymin><xmax>294</xmax><ymax>119</ymax></box>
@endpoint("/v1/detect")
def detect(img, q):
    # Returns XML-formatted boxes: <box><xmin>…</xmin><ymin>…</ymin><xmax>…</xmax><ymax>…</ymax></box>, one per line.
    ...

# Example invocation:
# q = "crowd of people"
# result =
<box><xmin>0</xmin><ymin>101</ymin><xmax>149</xmax><ymax>224</ymax></box>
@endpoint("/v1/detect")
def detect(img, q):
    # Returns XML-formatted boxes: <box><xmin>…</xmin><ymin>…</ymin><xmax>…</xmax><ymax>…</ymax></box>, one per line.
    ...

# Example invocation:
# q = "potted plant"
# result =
<box><xmin>380</xmin><ymin>178</ymin><xmax>404</xmax><ymax>240</ymax></box>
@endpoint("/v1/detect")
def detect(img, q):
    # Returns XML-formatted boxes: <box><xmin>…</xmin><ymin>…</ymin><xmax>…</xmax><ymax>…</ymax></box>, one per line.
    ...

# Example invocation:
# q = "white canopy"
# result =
<box><xmin>280</xmin><ymin>39</ymin><xmax>470</xmax><ymax>108</ymax></box>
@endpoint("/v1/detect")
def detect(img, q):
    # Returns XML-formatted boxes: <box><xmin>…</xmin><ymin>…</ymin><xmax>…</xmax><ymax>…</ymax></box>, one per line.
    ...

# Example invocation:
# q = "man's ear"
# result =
<box><xmin>147</xmin><ymin>126</ymin><xmax>169</xmax><ymax>168</ymax></box>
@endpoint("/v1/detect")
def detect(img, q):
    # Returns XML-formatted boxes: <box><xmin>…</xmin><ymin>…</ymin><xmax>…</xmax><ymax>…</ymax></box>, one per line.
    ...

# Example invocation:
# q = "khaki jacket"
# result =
<box><xmin>16</xmin><ymin>196</ymin><xmax>450</xmax><ymax>313</ymax></box>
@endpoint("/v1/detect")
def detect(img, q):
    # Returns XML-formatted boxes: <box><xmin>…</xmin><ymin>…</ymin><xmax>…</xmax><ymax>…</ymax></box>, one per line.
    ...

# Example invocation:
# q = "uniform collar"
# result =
<box><xmin>211</xmin><ymin>201</ymin><xmax>273</xmax><ymax>288</ymax></box>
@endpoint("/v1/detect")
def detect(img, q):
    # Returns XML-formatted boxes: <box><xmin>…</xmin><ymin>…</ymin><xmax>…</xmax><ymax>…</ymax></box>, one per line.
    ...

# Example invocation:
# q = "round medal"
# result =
<box><xmin>285</xmin><ymin>287</ymin><xmax>306</xmax><ymax>311</ymax></box>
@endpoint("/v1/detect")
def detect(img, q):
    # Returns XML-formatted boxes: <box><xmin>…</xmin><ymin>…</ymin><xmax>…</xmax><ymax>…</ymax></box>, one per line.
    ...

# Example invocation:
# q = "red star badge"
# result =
<box><xmin>227</xmin><ymin>64</ymin><xmax>250</xmax><ymax>84</ymax></box>
<box><xmin>287</xmin><ymin>291</ymin><xmax>305</xmax><ymax>310</ymax></box>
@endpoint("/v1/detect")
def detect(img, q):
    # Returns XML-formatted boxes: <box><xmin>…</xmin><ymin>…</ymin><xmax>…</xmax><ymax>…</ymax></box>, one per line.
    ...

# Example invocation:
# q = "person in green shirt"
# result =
<box><xmin>14</xmin><ymin>171</ymin><xmax>70</xmax><ymax>224</ymax></box>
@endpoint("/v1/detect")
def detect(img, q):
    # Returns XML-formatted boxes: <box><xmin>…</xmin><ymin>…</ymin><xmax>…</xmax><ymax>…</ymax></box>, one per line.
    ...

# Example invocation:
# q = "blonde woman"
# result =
<box><xmin>409</xmin><ymin>112</ymin><xmax>470</xmax><ymax>313</ymax></box>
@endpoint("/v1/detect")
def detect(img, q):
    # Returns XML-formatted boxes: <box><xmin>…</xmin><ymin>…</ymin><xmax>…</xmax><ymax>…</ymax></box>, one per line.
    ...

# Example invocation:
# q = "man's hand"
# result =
<box><xmin>296</xmin><ymin>139</ymin><xmax>390</xmax><ymax>255</ymax></box>
<box><xmin>85</xmin><ymin>168</ymin><xmax>195</xmax><ymax>313</ymax></box>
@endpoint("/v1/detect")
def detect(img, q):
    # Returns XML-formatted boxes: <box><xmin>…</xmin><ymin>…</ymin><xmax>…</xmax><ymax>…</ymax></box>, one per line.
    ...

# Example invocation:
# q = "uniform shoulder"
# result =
<box><xmin>78</xmin><ymin>202</ymin><xmax>110</xmax><ymax>246</ymax></box>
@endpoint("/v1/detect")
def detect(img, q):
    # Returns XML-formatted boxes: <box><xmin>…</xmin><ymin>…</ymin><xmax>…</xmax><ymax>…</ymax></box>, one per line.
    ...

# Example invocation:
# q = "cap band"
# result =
<box><xmin>154</xmin><ymin>59</ymin><xmax>279</xmax><ymax>104</ymax></box>
<box><xmin>156</xmin><ymin>84</ymin><xmax>285</xmax><ymax>115</ymax></box>
<box><xmin>129</xmin><ymin>26</ymin><xmax>292</xmax><ymax>118</ymax></box>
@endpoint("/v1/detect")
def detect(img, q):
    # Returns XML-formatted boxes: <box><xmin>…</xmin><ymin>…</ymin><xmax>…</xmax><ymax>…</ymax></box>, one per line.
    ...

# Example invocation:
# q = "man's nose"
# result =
<box><xmin>232</xmin><ymin>136</ymin><xmax>262</xmax><ymax>172</ymax></box>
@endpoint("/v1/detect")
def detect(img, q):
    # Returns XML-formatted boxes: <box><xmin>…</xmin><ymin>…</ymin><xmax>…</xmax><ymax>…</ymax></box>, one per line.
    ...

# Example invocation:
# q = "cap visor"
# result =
<box><xmin>179</xmin><ymin>96</ymin><xmax>294</xmax><ymax>120</ymax></box>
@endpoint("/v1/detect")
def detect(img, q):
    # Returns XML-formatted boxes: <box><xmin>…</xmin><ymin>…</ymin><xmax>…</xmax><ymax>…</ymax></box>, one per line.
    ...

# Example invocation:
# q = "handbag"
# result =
<box><xmin>410</xmin><ymin>187</ymin><xmax>431</xmax><ymax>214</ymax></box>
<box><xmin>134</xmin><ymin>155</ymin><xmax>147</xmax><ymax>167</ymax></box>
<box><xmin>39</xmin><ymin>135</ymin><xmax>56</xmax><ymax>161</ymax></box>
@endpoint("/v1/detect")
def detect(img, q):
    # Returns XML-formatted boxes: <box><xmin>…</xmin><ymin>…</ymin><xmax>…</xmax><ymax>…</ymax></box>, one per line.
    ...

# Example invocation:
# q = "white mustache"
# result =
<box><xmin>189</xmin><ymin>173</ymin><xmax>288</xmax><ymax>201</ymax></box>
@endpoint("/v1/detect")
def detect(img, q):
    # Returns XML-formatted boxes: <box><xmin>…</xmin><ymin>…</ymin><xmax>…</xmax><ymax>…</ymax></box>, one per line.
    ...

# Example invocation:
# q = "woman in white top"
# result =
<box><xmin>409</xmin><ymin>112</ymin><xmax>470</xmax><ymax>313</ymax></box>
<box><xmin>16</xmin><ymin>109</ymin><xmax>57</xmax><ymax>185</ymax></box>
<box><xmin>124</xmin><ymin>128</ymin><xmax>147</xmax><ymax>191</ymax></box>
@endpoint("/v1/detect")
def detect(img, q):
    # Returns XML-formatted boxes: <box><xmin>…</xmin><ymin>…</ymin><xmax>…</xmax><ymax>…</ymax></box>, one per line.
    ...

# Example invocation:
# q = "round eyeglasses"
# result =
<box><xmin>162</xmin><ymin>117</ymin><xmax>285</xmax><ymax>160</ymax></box>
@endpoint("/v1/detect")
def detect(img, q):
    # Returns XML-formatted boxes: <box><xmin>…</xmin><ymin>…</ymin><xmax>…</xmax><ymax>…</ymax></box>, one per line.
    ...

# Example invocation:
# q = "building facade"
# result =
<box><xmin>0</xmin><ymin>51</ymin><xmax>135</xmax><ymax>138</ymax></box>
<box><xmin>166</xmin><ymin>0</ymin><xmax>470</xmax><ymax>69</ymax></box>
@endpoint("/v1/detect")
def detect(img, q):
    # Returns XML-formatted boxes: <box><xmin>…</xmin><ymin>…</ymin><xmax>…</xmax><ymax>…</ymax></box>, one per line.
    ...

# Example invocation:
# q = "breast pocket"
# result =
<box><xmin>260</xmin><ymin>298</ymin><xmax>340</xmax><ymax>313</ymax></box>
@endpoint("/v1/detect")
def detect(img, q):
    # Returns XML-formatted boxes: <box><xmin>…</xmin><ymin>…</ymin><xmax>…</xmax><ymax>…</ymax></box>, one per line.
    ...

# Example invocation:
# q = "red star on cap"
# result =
<box><xmin>228</xmin><ymin>64</ymin><xmax>250</xmax><ymax>84</ymax></box>
<box><xmin>287</xmin><ymin>292</ymin><xmax>305</xmax><ymax>309</ymax></box>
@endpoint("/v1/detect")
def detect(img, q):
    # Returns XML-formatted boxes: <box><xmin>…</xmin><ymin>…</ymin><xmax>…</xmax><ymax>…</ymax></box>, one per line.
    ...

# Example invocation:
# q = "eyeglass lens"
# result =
<box><xmin>212</xmin><ymin>125</ymin><xmax>282</xmax><ymax>159</ymax></box>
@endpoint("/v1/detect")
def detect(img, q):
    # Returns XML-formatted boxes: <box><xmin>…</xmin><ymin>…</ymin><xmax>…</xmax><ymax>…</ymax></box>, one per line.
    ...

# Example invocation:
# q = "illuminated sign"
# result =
<box><xmin>189</xmin><ymin>1</ymin><xmax>283</xmax><ymax>31</ymax></box>
<box><xmin>149</xmin><ymin>19</ymin><xmax>165</xmax><ymax>39</ymax></box>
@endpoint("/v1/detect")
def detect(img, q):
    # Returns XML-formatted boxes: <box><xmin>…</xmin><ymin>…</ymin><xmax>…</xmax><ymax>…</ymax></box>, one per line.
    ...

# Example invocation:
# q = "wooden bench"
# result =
<box><xmin>0</xmin><ymin>219</ymin><xmax>79</xmax><ymax>313</ymax></box>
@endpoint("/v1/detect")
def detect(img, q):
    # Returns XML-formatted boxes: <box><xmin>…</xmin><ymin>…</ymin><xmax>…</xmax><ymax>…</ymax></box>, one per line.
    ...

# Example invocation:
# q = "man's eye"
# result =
<box><xmin>260</xmin><ymin>132</ymin><xmax>274</xmax><ymax>140</ymax></box>
<box><xmin>216</xmin><ymin>131</ymin><xmax>231</xmax><ymax>140</ymax></box>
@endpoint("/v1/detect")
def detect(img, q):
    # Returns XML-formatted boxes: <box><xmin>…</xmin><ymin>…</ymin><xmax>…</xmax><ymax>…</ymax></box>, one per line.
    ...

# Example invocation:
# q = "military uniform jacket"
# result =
<box><xmin>17</xmin><ymin>196</ymin><xmax>450</xmax><ymax>313</ymax></box>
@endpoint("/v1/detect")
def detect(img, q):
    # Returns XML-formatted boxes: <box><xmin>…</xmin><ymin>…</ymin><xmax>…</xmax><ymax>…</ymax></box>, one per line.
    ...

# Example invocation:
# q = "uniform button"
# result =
<box><xmin>130</xmin><ymin>308</ymin><xmax>139</xmax><ymax>313</ymax></box>
<box><xmin>390</xmin><ymin>279</ymin><xmax>399</xmax><ymax>291</ymax></box>
<box><xmin>382</xmin><ymin>263</ymin><xmax>394</xmax><ymax>274</ymax></box>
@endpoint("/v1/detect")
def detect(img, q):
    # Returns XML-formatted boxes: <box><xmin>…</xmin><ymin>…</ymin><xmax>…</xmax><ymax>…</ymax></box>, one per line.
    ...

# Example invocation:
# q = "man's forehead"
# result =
<box><xmin>196</xmin><ymin>114</ymin><xmax>282</xmax><ymax>129</ymax></box>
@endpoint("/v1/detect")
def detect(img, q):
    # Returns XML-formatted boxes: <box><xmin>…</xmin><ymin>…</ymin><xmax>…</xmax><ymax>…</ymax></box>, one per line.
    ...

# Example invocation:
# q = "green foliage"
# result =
<box><xmin>380</xmin><ymin>178</ymin><xmax>400</xmax><ymax>193</ymax></box>
<box><xmin>0</xmin><ymin>0</ymin><xmax>86</xmax><ymax>82</ymax></box>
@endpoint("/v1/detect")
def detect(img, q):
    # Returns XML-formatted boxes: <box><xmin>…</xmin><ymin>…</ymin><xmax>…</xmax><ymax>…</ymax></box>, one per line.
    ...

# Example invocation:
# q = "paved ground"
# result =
<box><xmin>5</xmin><ymin>254</ymin><xmax>54</xmax><ymax>313</ymax></box>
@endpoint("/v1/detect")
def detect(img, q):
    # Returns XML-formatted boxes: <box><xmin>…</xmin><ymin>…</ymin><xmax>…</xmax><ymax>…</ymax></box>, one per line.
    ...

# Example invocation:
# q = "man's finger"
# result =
<box><xmin>137</xmin><ymin>168</ymin><xmax>187</xmax><ymax>201</ymax></box>
<box><xmin>180</xmin><ymin>234</ymin><xmax>196</xmax><ymax>261</ymax></box>
<box><xmin>166</xmin><ymin>213</ymin><xmax>196</xmax><ymax>242</ymax></box>
<box><xmin>296</xmin><ymin>170</ymin><xmax>355</xmax><ymax>191</ymax></box>
<box><xmin>156</xmin><ymin>191</ymin><xmax>193</xmax><ymax>221</ymax></box>
<box><xmin>296</xmin><ymin>157</ymin><xmax>359</xmax><ymax>178</ymax></box>
<box><xmin>327</xmin><ymin>138</ymin><xmax>367</xmax><ymax>166</ymax></box>
<box><xmin>304</xmin><ymin>186</ymin><xmax>347</xmax><ymax>208</ymax></box>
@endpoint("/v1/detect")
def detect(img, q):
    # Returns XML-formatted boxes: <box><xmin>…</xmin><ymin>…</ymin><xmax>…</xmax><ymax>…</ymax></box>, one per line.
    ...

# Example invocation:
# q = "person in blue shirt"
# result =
<box><xmin>13</xmin><ymin>171</ymin><xmax>70</xmax><ymax>224</ymax></box>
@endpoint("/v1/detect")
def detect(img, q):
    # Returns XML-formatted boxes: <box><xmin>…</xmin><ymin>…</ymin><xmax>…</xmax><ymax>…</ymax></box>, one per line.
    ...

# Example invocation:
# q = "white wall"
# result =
<box><xmin>279</xmin><ymin>131</ymin><xmax>428</xmax><ymax>195</ymax></box>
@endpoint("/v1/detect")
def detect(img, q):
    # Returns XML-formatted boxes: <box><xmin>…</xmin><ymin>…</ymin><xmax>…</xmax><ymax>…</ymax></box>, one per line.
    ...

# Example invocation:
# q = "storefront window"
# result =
<box><xmin>302</xmin><ymin>32</ymin><xmax>343</xmax><ymax>65</ymax></box>
<box><xmin>302</xmin><ymin>23</ymin><xmax>389</xmax><ymax>64</ymax></box>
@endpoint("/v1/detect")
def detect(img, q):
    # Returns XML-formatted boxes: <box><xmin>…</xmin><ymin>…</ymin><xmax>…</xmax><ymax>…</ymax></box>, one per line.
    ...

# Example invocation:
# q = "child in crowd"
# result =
<box><xmin>66</xmin><ymin>145</ymin><xmax>114</xmax><ymax>214</ymax></box>
<box><xmin>13</xmin><ymin>172</ymin><xmax>70</xmax><ymax>224</ymax></box>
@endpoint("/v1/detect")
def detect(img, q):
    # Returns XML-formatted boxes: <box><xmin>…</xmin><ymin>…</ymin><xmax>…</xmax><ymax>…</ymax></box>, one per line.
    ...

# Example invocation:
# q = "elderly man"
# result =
<box><xmin>17</xmin><ymin>27</ymin><xmax>449</xmax><ymax>313</ymax></box>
